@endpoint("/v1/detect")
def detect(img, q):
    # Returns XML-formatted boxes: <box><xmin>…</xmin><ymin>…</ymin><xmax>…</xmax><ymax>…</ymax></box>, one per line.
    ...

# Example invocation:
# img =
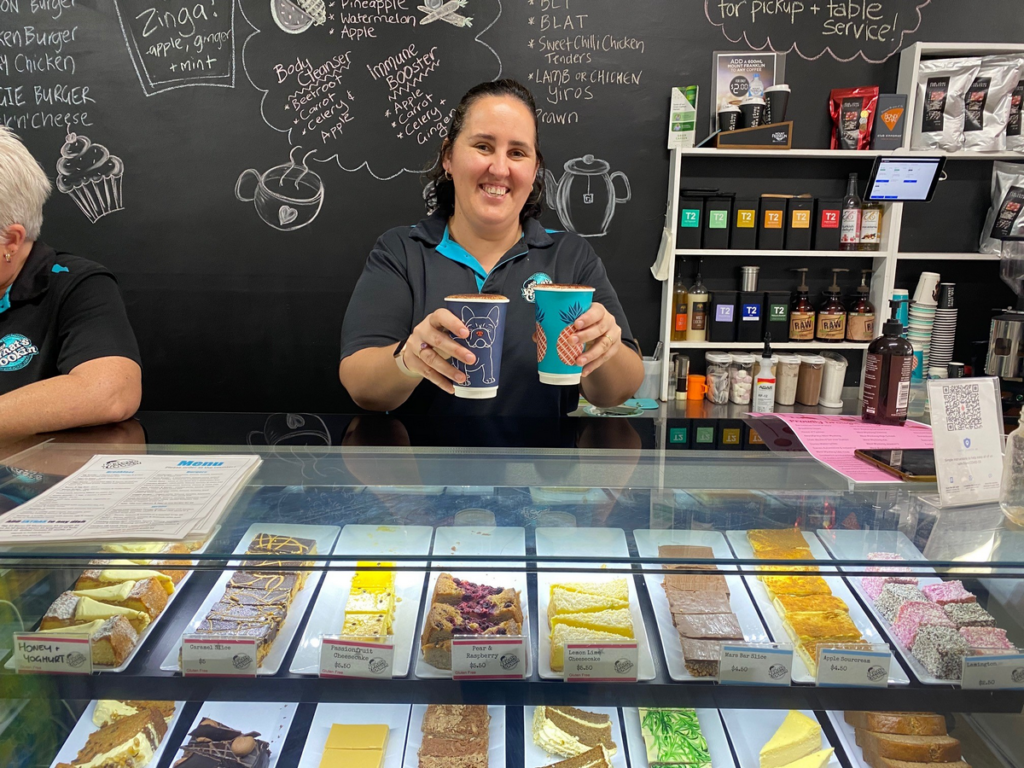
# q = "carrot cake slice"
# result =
<box><xmin>56</xmin><ymin>707</ymin><xmax>166</xmax><ymax>768</ymax></box>
<box><xmin>533</xmin><ymin>706</ymin><xmax>617</xmax><ymax>758</ymax></box>
<box><xmin>544</xmin><ymin>745</ymin><xmax>612</xmax><ymax>768</ymax></box>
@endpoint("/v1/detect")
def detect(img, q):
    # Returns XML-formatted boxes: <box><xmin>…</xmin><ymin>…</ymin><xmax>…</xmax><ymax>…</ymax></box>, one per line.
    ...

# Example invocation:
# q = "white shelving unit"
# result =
<box><xmin>657</xmin><ymin>41</ymin><xmax>1024</xmax><ymax>401</ymax></box>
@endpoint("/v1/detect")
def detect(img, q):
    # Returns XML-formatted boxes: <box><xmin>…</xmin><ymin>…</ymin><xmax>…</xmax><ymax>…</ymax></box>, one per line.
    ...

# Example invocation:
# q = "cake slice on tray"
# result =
<box><xmin>549</xmin><ymin>587</ymin><xmax>628</xmax><ymax>618</ymax></box>
<box><xmin>421</xmin><ymin>574</ymin><xmax>523</xmax><ymax>670</ymax></box>
<box><xmin>532</xmin><ymin>706</ymin><xmax>617</xmax><ymax>758</ymax></box>
<box><xmin>550</xmin><ymin>624</ymin><xmax>623</xmax><ymax>672</ymax></box>
<box><xmin>55</xmin><ymin>706</ymin><xmax>167</xmax><ymax>768</ymax></box>
<box><xmin>72</xmin><ymin>578</ymin><xmax>169</xmax><ymax>619</ymax></box>
<box><xmin>638</xmin><ymin>707</ymin><xmax>712</xmax><ymax>767</ymax></box>
<box><xmin>759</xmin><ymin>710</ymin><xmax>832</xmax><ymax>768</ymax></box>
<box><xmin>544</xmin><ymin>745</ymin><xmax>612</xmax><ymax>768</ymax></box>
<box><xmin>418</xmin><ymin>705</ymin><xmax>489</xmax><ymax>768</ymax></box>
<box><xmin>174</xmin><ymin>717</ymin><xmax>271</xmax><ymax>768</ymax></box>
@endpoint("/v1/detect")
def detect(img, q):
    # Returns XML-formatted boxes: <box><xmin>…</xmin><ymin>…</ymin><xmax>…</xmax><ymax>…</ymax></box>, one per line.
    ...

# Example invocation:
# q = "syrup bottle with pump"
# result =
<box><xmin>789</xmin><ymin>268</ymin><xmax>815</xmax><ymax>341</ymax></box>
<box><xmin>816</xmin><ymin>267</ymin><xmax>849</xmax><ymax>343</ymax></box>
<box><xmin>862</xmin><ymin>300</ymin><xmax>914</xmax><ymax>425</ymax></box>
<box><xmin>846</xmin><ymin>268</ymin><xmax>876</xmax><ymax>342</ymax></box>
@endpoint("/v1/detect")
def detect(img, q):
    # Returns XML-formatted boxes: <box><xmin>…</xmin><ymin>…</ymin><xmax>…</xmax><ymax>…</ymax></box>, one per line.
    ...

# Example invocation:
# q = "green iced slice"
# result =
<box><xmin>639</xmin><ymin>708</ymin><xmax>712</xmax><ymax>767</ymax></box>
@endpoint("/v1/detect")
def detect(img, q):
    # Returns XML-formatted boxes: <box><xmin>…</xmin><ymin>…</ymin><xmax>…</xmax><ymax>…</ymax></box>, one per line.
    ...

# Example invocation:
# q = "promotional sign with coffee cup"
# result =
<box><xmin>533</xmin><ymin>285</ymin><xmax>595</xmax><ymax>385</ymax></box>
<box><xmin>445</xmin><ymin>294</ymin><xmax>509</xmax><ymax>399</ymax></box>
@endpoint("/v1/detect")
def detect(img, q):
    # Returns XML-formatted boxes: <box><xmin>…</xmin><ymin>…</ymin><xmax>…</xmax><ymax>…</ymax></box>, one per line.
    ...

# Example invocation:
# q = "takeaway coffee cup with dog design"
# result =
<box><xmin>533</xmin><ymin>284</ymin><xmax>595</xmax><ymax>385</ymax></box>
<box><xmin>445</xmin><ymin>294</ymin><xmax>509</xmax><ymax>399</ymax></box>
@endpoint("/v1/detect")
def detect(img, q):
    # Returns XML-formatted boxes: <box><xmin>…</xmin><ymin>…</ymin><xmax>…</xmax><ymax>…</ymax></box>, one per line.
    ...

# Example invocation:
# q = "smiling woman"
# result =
<box><xmin>338</xmin><ymin>79</ymin><xmax>643</xmax><ymax>417</ymax></box>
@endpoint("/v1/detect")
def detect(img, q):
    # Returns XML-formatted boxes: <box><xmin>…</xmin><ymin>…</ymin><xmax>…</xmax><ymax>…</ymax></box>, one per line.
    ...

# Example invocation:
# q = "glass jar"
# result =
<box><xmin>774</xmin><ymin>354</ymin><xmax>802</xmax><ymax>406</ymax></box>
<box><xmin>705</xmin><ymin>351</ymin><xmax>732</xmax><ymax>404</ymax></box>
<box><xmin>796</xmin><ymin>354</ymin><xmax>826</xmax><ymax>406</ymax></box>
<box><xmin>729</xmin><ymin>353</ymin><xmax>756</xmax><ymax>405</ymax></box>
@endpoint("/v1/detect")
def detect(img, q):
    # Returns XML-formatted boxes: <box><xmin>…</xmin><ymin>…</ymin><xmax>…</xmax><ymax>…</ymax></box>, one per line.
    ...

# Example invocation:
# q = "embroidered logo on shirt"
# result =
<box><xmin>522</xmin><ymin>272</ymin><xmax>553</xmax><ymax>303</ymax></box>
<box><xmin>52</xmin><ymin>264</ymin><xmax>70</xmax><ymax>274</ymax></box>
<box><xmin>0</xmin><ymin>334</ymin><xmax>39</xmax><ymax>372</ymax></box>
<box><xmin>0</xmin><ymin>287</ymin><xmax>10</xmax><ymax>315</ymax></box>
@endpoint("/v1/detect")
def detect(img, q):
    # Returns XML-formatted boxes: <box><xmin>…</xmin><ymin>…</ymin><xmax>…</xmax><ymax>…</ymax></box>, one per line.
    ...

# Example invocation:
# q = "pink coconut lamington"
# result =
<box><xmin>922</xmin><ymin>580</ymin><xmax>976</xmax><ymax>606</ymax></box>
<box><xmin>891</xmin><ymin>601</ymin><xmax>953</xmax><ymax>647</ymax></box>
<box><xmin>866</xmin><ymin>552</ymin><xmax>913</xmax><ymax>572</ymax></box>
<box><xmin>862</xmin><ymin>573</ymin><xmax>919</xmax><ymax>601</ymax></box>
<box><xmin>959</xmin><ymin>627</ymin><xmax>1015</xmax><ymax>651</ymax></box>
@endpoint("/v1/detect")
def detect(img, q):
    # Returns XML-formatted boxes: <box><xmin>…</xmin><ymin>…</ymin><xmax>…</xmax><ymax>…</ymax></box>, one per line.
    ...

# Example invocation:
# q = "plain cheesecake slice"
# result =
<box><xmin>779</xmin><ymin>747</ymin><xmax>834</xmax><ymax>768</ymax></box>
<box><xmin>759</xmin><ymin>711</ymin><xmax>822</xmax><ymax>768</ymax></box>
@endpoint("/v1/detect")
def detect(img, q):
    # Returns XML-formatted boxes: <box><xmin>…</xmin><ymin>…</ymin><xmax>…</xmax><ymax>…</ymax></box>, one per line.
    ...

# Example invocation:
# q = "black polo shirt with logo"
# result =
<box><xmin>341</xmin><ymin>212</ymin><xmax>638</xmax><ymax>417</ymax></box>
<box><xmin>0</xmin><ymin>241</ymin><xmax>141</xmax><ymax>394</ymax></box>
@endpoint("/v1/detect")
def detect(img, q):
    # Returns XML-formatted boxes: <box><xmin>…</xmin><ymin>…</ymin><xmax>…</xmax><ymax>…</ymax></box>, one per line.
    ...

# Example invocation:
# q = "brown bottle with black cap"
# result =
<box><xmin>816</xmin><ymin>267</ymin><xmax>849</xmax><ymax>343</ymax></box>
<box><xmin>863</xmin><ymin>300</ymin><xmax>914</xmax><ymax>425</ymax></box>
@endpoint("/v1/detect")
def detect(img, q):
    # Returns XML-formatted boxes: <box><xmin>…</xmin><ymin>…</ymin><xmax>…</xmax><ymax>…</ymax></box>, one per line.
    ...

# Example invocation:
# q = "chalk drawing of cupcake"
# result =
<box><xmin>56</xmin><ymin>132</ymin><xmax>124</xmax><ymax>223</ymax></box>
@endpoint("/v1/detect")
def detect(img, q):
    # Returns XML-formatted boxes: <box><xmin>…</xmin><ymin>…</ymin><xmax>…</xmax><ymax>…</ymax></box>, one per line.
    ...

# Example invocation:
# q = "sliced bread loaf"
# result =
<box><xmin>844</xmin><ymin>712</ymin><xmax>947</xmax><ymax>736</ymax></box>
<box><xmin>855</xmin><ymin>730</ymin><xmax>961</xmax><ymax>763</ymax></box>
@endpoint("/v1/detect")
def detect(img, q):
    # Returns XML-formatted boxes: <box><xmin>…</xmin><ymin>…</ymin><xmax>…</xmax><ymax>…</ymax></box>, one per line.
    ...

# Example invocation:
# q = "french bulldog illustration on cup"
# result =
<box><xmin>455</xmin><ymin>305</ymin><xmax>500</xmax><ymax>386</ymax></box>
<box><xmin>444</xmin><ymin>294</ymin><xmax>509</xmax><ymax>400</ymax></box>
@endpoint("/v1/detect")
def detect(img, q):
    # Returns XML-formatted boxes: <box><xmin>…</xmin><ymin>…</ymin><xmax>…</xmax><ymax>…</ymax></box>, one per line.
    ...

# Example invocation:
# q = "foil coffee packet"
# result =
<box><xmin>963</xmin><ymin>55</ymin><xmax>1024</xmax><ymax>152</ymax></box>
<box><xmin>829</xmin><ymin>86</ymin><xmax>879</xmax><ymax>150</ymax></box>
<box><xmin>1006</xmin><ymin>75</ymin><xmax>1024</xmax><ymax>152</ymax></box>
<box><xmin>992</xmin><ymin>186</ymin><xmax>1024</xmax><ymax>241</ymax></box>
<box><xmin>981</xmin><ymin>162</ymin><xmax>1024</xmax><ymax>253</ymax></box>
<box><xmin>912</xmin><ymin>57</ymin><xmax>981</xmax><ymax>151</ymax></box>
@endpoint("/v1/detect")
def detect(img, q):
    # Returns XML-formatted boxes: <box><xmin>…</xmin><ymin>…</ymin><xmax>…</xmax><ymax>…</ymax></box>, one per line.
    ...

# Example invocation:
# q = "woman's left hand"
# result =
<box><xmin>571</xmin><ymin>302</ymin><xmax>622</xmax><ymax>377</ymax></box>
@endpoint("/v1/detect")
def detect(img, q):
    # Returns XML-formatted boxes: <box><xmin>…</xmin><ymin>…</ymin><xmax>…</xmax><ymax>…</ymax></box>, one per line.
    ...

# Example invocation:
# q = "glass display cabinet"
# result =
<box><xmin>1</xmin><ymin>440</ymin><xmax>1022</xmax><ymax>768</ymax></box>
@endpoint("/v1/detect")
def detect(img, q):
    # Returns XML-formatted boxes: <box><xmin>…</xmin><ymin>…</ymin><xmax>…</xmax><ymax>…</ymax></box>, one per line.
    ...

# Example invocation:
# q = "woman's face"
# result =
<box><xmin>443</xmin><ymin>95</ymin><xmax>539</xmax><ymax>234</ymax></box>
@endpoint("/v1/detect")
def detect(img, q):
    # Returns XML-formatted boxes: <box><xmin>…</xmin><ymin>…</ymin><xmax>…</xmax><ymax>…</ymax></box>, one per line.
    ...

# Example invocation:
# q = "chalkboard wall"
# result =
<box><xmin>3</xmin><ymin>0</ymin><xmax>1022</xmax><ymax>410</ymax></box>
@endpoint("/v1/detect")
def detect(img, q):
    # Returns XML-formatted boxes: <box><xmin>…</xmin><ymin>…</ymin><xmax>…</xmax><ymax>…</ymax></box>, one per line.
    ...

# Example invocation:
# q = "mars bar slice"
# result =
<box><xmin>664</xmin><ymin>589</ymin><xmax>732</xmax><ymax>615</ymax></box>
<box><xmin>675</xmin><ymin>612</ymin><xmax>743</xmax><ymax>640</ymax></box>
<box><xmin>680</xmin><ymin>637</ymin><xmax>720</xmax><ymax>677</ymax></box>
<box><xmin>658</xmin><ymin>545</ymin><xmax>718</xmax><ymax>571</ymax></box>
<box><xmin>663</xmin><ymin>573</ymin><xmax>730</xmax><ymax>594</ymax></box>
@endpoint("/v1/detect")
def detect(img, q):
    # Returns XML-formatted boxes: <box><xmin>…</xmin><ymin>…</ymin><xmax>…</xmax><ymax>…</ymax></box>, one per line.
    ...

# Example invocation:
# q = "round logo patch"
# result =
<box><xmin>522</xmin><ymin>272</ymin><xmax>553</xmax><ymax>303</ymax></box>
<box><xmin>0</xmin><ymin>334</ymin><xmax>39</xmax><ymax>372</ymax></box>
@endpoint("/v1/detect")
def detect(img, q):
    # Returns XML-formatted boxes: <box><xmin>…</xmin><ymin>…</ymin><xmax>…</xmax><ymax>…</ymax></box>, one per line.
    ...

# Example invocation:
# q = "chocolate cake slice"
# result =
<box><xmin>664</xmin><ymin>589</ymin><xmax>732</xmax><ymax>615</ymax></box>
<box><xmin>245</xmin><ymin>533</ymin><xmax>317</xmax><ymax>556</ymax></box>
<box><xmin>174</xmin><ymin>718</ymin><xmax>270</xmax><ymax>768</ymax></box>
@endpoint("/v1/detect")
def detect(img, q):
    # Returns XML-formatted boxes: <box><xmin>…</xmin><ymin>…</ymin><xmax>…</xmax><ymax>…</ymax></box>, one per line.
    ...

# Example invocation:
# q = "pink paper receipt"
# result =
<box><xmin>922</xmin><ymin>581</ymin><xmax>976</xmax><ymax>606</ymax></box>
<box><xmin>755</xmin><ymin>414</ymin><xmax>933</xmax><ymax>483</ymax></box>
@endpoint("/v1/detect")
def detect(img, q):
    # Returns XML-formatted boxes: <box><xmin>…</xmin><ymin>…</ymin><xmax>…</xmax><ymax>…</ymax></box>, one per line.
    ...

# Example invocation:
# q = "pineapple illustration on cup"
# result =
<box><xmin>533</xmin><ymin>284</ymin><xmax>595</xmax><ymax>385</ymax></box>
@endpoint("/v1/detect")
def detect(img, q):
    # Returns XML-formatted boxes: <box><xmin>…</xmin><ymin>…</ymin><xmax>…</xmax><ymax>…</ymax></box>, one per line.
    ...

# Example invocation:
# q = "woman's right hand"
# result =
<box><xmin>400</xmin><ymin>309</ymin><xmax>476</xmax><ymax>394</ymax></box>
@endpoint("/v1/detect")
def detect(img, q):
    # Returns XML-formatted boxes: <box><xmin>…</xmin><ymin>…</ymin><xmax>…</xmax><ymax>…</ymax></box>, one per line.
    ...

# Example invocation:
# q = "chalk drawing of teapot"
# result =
<box><xmin>544</xmin><ymin>154</ymin><xmax>631</xmax><ymax>238</ymax></box>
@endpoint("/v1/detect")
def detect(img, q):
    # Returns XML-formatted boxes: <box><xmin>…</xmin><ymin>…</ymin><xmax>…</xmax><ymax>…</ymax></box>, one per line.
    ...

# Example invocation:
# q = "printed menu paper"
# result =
<box><xmin>748</xmin><ymin>413</ymin><xmax>933</xmax><ymax>484</ymax></box>
<box><xmin>0</xmin><ymin>455</ymin><xmax>261</xmax><ymax>543</ymax></box>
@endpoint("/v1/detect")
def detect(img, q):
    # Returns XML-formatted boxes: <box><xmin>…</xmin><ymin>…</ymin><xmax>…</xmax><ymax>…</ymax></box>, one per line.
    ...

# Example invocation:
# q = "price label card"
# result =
<box><xmin>719</xmin><ymin>644</ymin><xmax>793</xmax><ymax>686</ymax></box>
<box><xmin>961</xmin><ymin>653</ymin><xmax>1024</xmax><ymax>690</ymax></box>
<box><xmin>816</xmin><ymin>645</ymin><xmax>891</xmax><ymax>688</ymax></box>
<box><xmin>564</xmin><ymin>642</ymin><xmax>639</xmax><ymax>683</ymax></box>
<box><xmin>13</xmin><ymin>633</ymin><xmax>92</xmax><ymax>675</ymax></box>
<box><xmin>319</xmin><ymin>636</ymin><xmax>395</xmax><ymax>679</ymax></box>
<box><xmin>181</xmin><ymin>635</ymin><xmax>259</xmax><ymax>677</ymax></box>
<box><xmin>451</xmin><ymin>637</ymin><xmax>527</xmax><ymax>680</ymax></box>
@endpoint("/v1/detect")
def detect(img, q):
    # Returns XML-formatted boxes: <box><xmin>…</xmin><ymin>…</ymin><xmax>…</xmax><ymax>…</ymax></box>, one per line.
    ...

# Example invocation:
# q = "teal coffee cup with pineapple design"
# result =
<box><xmin>533</xmin><ymin>284</ymin><xmax>595</xmax><ymax>385</ymax></box>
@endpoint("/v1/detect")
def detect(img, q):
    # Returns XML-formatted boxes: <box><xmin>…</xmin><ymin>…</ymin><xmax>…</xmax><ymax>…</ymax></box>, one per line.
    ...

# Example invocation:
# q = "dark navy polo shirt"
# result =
<box><xmin>0</xmin><ymin>241</ymin><xmax>141</xmax><ymax>394</ymax></box>
<box><xmin>341</xmin><ymin>212</ymin><xmax>638</xmax><ymax>417</ymax></box>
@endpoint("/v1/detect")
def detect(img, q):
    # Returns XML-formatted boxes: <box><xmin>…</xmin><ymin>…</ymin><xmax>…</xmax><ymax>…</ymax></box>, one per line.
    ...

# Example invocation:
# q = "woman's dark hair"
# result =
<box><xmin>423</xmin><ymin>79</ymin><xmax>545</xmax><ymax>222</ymax></box>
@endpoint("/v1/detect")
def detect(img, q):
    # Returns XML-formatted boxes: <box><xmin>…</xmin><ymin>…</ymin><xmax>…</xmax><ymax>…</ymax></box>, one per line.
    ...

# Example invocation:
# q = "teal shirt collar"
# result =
<box><xmin>434</xmin><ymin>225</ymin><xmax>530</xmax><ymax>291</ymax></box>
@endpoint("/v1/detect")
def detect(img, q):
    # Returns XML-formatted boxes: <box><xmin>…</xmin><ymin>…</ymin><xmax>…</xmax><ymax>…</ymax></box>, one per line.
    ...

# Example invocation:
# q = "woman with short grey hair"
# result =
<box><xmin>0</xmin><ymin>127</ymin><xmax>142</xmax><ymax>443</ymax></box>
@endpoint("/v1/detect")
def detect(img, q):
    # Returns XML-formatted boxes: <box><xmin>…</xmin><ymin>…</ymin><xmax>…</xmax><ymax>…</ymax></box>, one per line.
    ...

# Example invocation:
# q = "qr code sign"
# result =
<box><xmin>942</xmin><ymin>383</ymin><xmax>983</xmax><ymax>431</ymax></box>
